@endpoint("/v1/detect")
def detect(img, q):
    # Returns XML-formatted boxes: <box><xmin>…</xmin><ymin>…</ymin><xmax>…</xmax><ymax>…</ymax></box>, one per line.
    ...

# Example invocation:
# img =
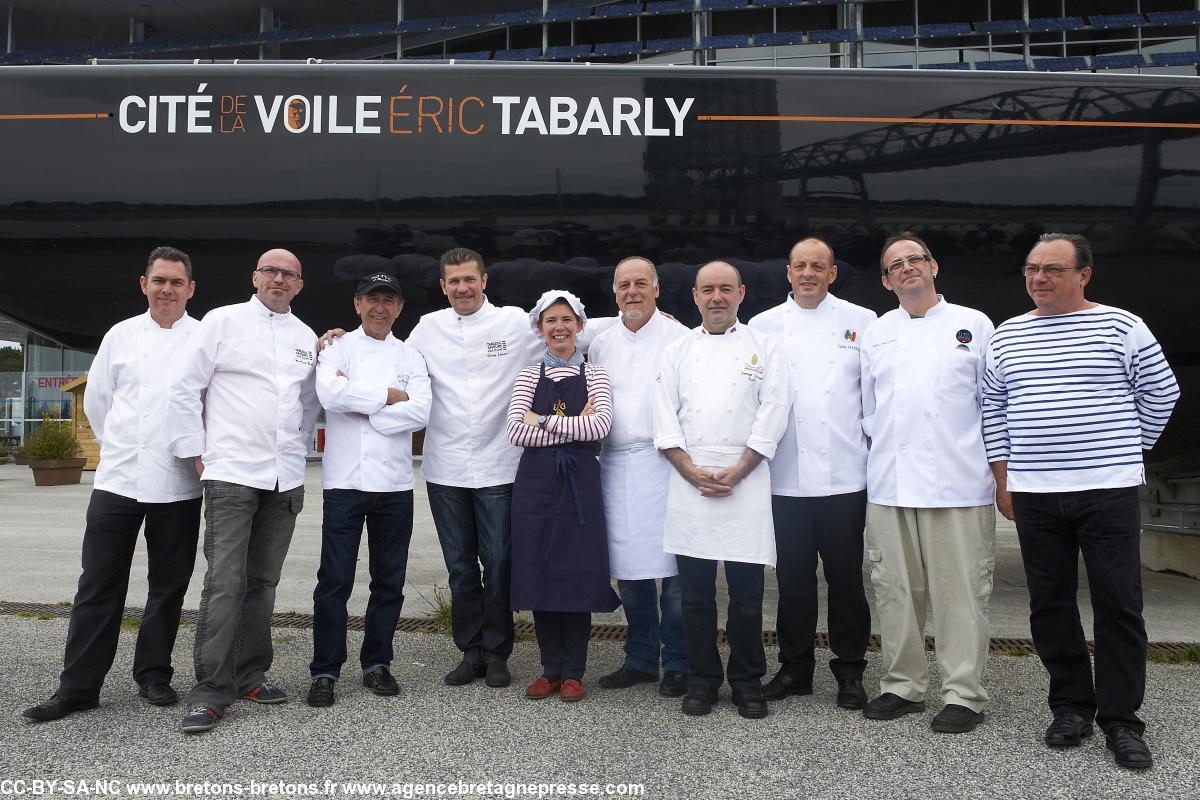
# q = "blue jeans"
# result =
<box><xmin>617</xmin><ymin>577</ymin><xmax>687</xmax><ymax>674</ymax></box>
<box><xmin>426</xmin><ymin>482</ymin><xmax>514</xmax><ymax>665</ymax></box>
<box><xmin>311</xmin><ymin>489</ymin><xmax>414</xmax><ymax>680</ymax></box>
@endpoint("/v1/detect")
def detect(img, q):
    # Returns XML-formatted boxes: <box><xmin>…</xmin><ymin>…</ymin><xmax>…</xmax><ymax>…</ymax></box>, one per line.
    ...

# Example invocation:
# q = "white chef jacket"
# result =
<box><xmin>588</xmin><ymin>310</ymin><xmax>689</xmax><ymax>579</ymax></box>
<box><xmin>168</xmin><ymin>296</ymin><xmax>320</xmax><ymax>492</ymax></box>
<box><xmin>406</xmin><ymin>297</ymin><xmax>613</xmax><ymax>489</ymax></box>
<box><xmin>860</xmin><ymin>296</ymin><xmax>995</xmax><ymax>508</ymax></box>
<box><xmin>316</xmin><ymin>327</ymin><xmax>432</xmax><ymax>492</ymax></box>
<box><xmin>749</xmin><ymin>293</ymin><xmax>876</xmax><ymax>498</ymax></box>
<box><xmin>653</xmin><ymin>323</ymin><xmax>790</xmax><ymax>566</ymax></box>
<box><xmin>85</xmin><ymin>310</ymin><xmax>202</xmax><ymax>503</ymax></box>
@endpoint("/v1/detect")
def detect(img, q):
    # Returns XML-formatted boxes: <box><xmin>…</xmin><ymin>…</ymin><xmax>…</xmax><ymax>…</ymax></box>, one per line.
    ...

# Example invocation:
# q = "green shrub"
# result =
<box><xmin>23</xmin><ymin>413</ymin><xmax>81</xmax><ymax>460</ymax></box>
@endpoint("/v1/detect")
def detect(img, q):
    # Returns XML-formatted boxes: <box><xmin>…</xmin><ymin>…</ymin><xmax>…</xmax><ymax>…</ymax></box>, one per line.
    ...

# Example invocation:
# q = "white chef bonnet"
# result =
<box><xmin>529</xmin><ymin>289</ymin><xmax>587</xmax><ymax>333</ymax></box>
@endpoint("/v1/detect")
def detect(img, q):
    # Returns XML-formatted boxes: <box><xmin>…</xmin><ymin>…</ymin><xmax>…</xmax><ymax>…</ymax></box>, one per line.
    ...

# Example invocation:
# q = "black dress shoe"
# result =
<box><xmin>363</xmin><ymin>667</ymin><xmax>399</xmax><ymax>696</ymax></box>
<box><xmin>836</xmin><ymin>678</ymin><xmax>867</xmax><ymax>710</ymax></box>
<box><xmin>658</xmin><ymin>671</ymin><xmax>687</xmax><ymax>698</ymax></box>
<box><xmin>862</xmin><ymin>692</ymin><xmax>925</xmax><ymax>720</ymax></box>
<box><xmin>731</xmin><ymin>685</ymin><xmax>769</xmax><ymax>719</ymax></box>
<box><xmin>137</xmin><ymin>682</ymin><xmax>178</xmax><ymax>706</ymax></box>
<box><xmin>681</xmin><ymin>685</ymin><xmax>718</xmax><ymax>716</ymax></box>
<box><xmin>931</xmin><ymin>703</ymin><xmax>983</xmax><ymax>733</ymax></box>
<box><xmin>1044</xmin><ymin>710</ymin><xmax>1093</xmax><ymax>748</ymax></box>
<box><xmin>598</xmin><ymin>665</ymin><xmax>658</xmax><ymax>689</ymax></box>
<box><xmin>443</xmin><ymin>660</ymin><xmax>486</xmax><ymax>686</ymax></box>
<box><xmin>22</xmin><ymin>694</ymin><xmax>99</xmax><ymax>722</ymax></box>
<box><xmin>761</xmin><ymin>670</ymin><xmax>813</xmax><ymax>702</ymax></box>
<box><xmin>1105</xmin><ymin>725</ymin><xmax>1153</xmax><ymax>770</ymax></box>
<box><xmin>485</xmin><ymin>661</ymin><xmax>511</xmax><ymax>688</ymax></box>
<box><xmin>306</xmin><ymin>677</ymin><xmax>336</xmax><ymax>707</ymax></box>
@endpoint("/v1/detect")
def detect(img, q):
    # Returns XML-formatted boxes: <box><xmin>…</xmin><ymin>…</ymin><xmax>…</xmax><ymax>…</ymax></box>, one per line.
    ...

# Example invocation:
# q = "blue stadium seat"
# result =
<box><xmin>808</xmin><ymin>28</ymin><xmax>857</xmax><ymax>44</ymax></box>
<box><xmin>755</xmin><ymin>31</ymin><xmax>805</xmax><ymax>46</ymax></box>
<box><xmin>596</xmin><ymin>3</ymin><xmax>641</xmax><ymax>19</ymax></box>
<box><xmin>545</xmin><ymin>44</ymin><xmax>593</xmax><ymax>58</ymax></box>
<box><xmin>920</xmin><ymin>61</ymin><xmax>972</xmax><ymax>70</ymax></box>
<box><xmin>701</xmin><ymin>34</ymin><xmax>751</xmax><ymax>49</ymax></box>
<box><xmin>974</xmin><ymin>19</ymin><xmax>1028</xmax><ymax>35</ymax></box>
<box><xmin>1091</xmin><ymin>53</ymin><xmax>1146</xmax><ymax>69</ymax></box>
<box><xmin>494</xmin><ymin>47</ymin><xmax>542</xmax><ymax>61</ymax></box>
<box><xmin>544</xmin><ymin>8</ymin><xmax>591</xmax><ymax>22</ymax></box>
<box><xmin>975</xmin><ymin>59</ymin><xmax>1030</xmax><ymax>71</ymax></box>
<box><xmin>493</xmin><ymin>9</ymin><xmax>543</xmax><ymax>26</ymax></box>
<box><xmin>862</xmin><ymin>25</ymin><xmax>914</xmax><ymax>41</ymax></box>
<box><xmin>442</xmin><ymin>14</ymin><xmax>493</xmax><ymax>31</ymax></box>
<box><xmin>755</xmin><ymin>0</ymin><xmax>836</xmax><ymax>7</ymax></box>
<box><xmin>1146</xmin><ymin>11</ymin><xmax>1200</xmax><ymax>27</ymax></box>
<box><xmin>1032</xmin><ymin>56</ymin><xmax>1088</xmax><ymax>72</ymax></box>
<box><xmin>701</xmin><ymin>0</ymin><xmax>746</xmax><ymax>10</ymax></box>
<box><xmin>450</xmin><ymin>50</ymin><xmax>493</xmax><ymax>60</ymax></box>
<box><xmin>397</xmin><ymin>19</ymin><xmax>444</xmax><ymax>34</ymax></box>
<box><xmin>1089</xmin><ymin>14</ymin><xmax>1145</xmax><ymax>29</ymax></box>
<box><xmin>349</xmin><ymin>21</ymin><xmax>398</xmax><ymax>36</ymax></box>
<box><xmin>646</xmin><ymin>0</ymin><xmax>695</xmax><ymax>14</ymax></box>
<box><xmin>917</xmin><ymin>23</ymin><xmax>973</xmax><ymax>37</ymax></box>
<box><xmin>296</xmin><ymin>25</ymin><xmax>351</xmax><ymax>42</ymax></box>
<box><xmin>595</xmin><ymin>40</ymin><xmax>644</xmax><ymax>56</ymax></box>
<box><xmin>1150</xmin><ymin>51</ymin><xmax>1200</xmax><ymax>66</ymax></box>
<box><xmin>879</xmin><ymin>63</ymin><xmax>913</xmax><ymax>69</ymax></box>
<box><xmin>1028</xmin><ymin>17</ymin><xmax>1085</xmax><ymax>33</ymax></box>
<box><xmin>645</xmin><ymin>37</ymin><xmax>695</xmax><ymax>53</ymax></box>
<box><xmin>259</xmin><ymin>29</ymin><xmax>300</xmax><ymax>43</ymax></box>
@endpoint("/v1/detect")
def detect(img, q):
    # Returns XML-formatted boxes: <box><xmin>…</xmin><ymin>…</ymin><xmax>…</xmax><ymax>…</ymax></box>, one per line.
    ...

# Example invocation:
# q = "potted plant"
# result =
<box><xmin>13</xmin><ymin>444</ymin><xmax>28</xmax><ymax>465</ymax></box>
<box><xmin>24</xmin><ymin>412</ymin><xmax>85</xmax><ymax>486</ymax></box>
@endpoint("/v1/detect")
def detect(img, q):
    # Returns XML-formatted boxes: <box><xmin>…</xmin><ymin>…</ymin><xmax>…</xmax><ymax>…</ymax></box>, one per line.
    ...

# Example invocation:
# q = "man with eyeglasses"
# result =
<box><xmin>982</xmin><ymin>233</ymin><xmax>1178</xmax><ymax>770</ymax></box>
<box><xmin>747</xmin><ymin>237</ymin><xmax>875</xmax><ymax>711</ymax></box>
<box><xmin>858</xmin><ymin>232</ymin><xmax>998</xmax><ymax>734</ymax></box>
<box><xmin>168</xmin><ymin>248</ymin><xmax>320</xmax><ymax>733</ymax></box>
<box><xmin>24</xmin><ymin>246</ymin><xmax>202</xmax><ymax>724</ymax></box>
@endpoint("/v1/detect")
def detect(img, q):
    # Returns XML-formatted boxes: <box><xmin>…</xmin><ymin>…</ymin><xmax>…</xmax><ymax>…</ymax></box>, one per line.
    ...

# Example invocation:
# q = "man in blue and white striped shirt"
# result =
<box><xmin>982</xmin><ymin>233</ymin><xmax>1179</xmax><ymax>771</ymax></box>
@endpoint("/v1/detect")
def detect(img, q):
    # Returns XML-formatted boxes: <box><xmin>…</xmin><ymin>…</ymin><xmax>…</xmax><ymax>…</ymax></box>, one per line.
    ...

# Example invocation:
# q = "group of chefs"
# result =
<box><xmin>20</xmin><ymin>232</ymin><xmax>1177</xmax><ymax>771</ymax></box>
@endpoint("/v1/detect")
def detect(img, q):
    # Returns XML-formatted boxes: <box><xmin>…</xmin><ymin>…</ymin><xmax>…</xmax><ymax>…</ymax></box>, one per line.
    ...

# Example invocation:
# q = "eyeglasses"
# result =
<box><xmin>257</xmin><ymin>266</ymin><xmax>301</xmax><ymax>282</ymax></box>
<box><xmin>1022</xmin><ymin>264</ymin><xmax>1079</xmax><ymax>278</ymax></box>
<box><xmin>883</xmin><ymin>253</ymin><xmax>931</xmax><ymax>274</ymax></box>
<box><xmin>788</xmin><ymin>260</ymin><xmax>830</xmax><ymax>273</ymax></box>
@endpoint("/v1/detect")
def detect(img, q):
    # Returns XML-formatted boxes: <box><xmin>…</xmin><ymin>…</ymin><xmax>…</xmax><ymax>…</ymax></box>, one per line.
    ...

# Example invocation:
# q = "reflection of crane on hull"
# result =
<box><xmin>691</xmin><ymin>86</ymin><xmax>1200</xmax><ymax>226</ymax></box>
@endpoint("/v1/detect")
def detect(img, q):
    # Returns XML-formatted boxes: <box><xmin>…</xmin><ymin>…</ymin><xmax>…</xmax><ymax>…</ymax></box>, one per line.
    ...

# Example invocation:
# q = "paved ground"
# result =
<box><xmin>3</xmin><ymin>461</ymin><xmax>1200</xmax><ymax>798</ymax></box>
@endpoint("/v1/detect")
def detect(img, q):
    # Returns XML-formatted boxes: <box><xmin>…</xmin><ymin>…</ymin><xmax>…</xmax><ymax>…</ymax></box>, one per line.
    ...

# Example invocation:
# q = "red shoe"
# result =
<box><xmin>525</xmin><ymin>677</ymin><xmax>562</xmax><ymax>699</ymax></box>
<box><xmin>559</xmin><ymin>679</ymin><xmax>586</xmax><ymax>702</ymax></box>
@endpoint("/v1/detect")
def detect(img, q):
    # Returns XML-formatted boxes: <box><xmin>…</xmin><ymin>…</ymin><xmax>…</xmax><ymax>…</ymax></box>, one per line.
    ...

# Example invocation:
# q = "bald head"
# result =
<box><xmin>253</xmin><ymin>247</ymin><xmax>304</xmax><ymax>313</ymax></box>
<box><xmin>693</xmin><ymin>261</ymin><xmax>745</xmax><ymax>333</ymax></box>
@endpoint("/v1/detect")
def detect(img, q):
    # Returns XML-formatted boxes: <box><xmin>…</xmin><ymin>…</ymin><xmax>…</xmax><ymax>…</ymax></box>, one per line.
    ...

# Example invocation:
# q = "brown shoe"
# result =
<box><xmin>560</xmin><ymin>679</ymin><xmax>586</xmax><ymax>702</ymax></box>
<box><xmin>525</xmin><ymin>676</ymin><xmax>562</xmax><ymax>699</ymax></box>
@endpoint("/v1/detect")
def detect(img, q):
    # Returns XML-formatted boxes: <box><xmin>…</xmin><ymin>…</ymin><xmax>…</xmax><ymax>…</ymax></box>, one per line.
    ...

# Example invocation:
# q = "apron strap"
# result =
<box><xmin>554</xmin><ymin>446</ymin><xmax>586</xmax><ymax>527</ymax></box>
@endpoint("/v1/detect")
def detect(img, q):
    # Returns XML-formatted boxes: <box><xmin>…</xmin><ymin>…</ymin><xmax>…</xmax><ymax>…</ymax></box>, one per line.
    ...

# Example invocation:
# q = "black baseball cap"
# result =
<box><xmin>355</xmin><ymin>272</ymin><xmax>403</xmax><ymax>299</ymax></box>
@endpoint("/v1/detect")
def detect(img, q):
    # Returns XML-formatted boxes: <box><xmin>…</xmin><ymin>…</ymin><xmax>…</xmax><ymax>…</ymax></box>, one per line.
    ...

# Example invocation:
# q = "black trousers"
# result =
<box><xmin>532</xmin><ymin>610</ymin><xmax>591</xmax><ymax>680</ymax></box>
<box><xmin>1013</xmin><ymin>487</ymin><xmax>1146</xmax><ymax>734</ymax></box>
<box><xmin>676</xmin><ymin>555</ymin><xmax>766</xmax><ymax>691</ymax></box>
<box><xmin>771</xmin><ymin>491</ymin><xmax>870</xmax><ymax>682</ymax></box>
<box><xmin>58</xmin><ymin>490</ymin><xmax>201</xmax><ymax>702</ymax></box>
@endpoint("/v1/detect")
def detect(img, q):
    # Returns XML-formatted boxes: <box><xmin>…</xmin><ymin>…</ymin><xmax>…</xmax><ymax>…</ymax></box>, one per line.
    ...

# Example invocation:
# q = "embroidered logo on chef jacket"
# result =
<box><xmin>740</xmin><ymin>353</ymin><xmax>765</xmax><ymax>382</ymax></box>
<box><xmin>843</xmin><ymin>329</ymin><xmax>857</xmax><ymax>342</ymax></box>
<box><xmin>956</xmin><ymin>329</ymin><xmax>973</xmax><ymax>344</ymax></box>
<box><xmin>395</xmin><ymin>371</ymin><xmax>410</xmax><ymax>389</ymax></box>
<box><xmin>486</xmin><ymin>340</ymin><xmax>509</xmax><ymax>358</ymax></box>
<box><xmin>294</xmin><ymin>348</ymin><xmax>315</xmax><ymax>365</ymax></box>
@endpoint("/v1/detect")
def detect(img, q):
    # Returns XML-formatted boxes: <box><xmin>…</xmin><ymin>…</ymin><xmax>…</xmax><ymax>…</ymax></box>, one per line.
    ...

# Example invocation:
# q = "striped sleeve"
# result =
<box><xmin>1127</xmin><ymin>320</ymin><xmax>1180</xmax><ymax>449</ymax></box>
<box><xmin>981</xmin><ymin>341</ymin><xmax>1010</xmax><ymax>462</ymax></box>
<box><xmin>506</xmin><ymin>364</ymin><xmax>613</xmax><ymax>448</ymax></box>
<box><xmin>506</xmin><ymin>366</ymin><xmax>542</xmax><ymax>448</ymax></box>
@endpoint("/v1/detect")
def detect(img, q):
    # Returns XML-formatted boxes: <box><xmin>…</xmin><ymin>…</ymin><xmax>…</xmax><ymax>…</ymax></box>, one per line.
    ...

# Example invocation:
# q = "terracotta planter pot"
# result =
<box><xmin>28</xmin><ymin>457</ymin><xmax>87</xmax><ymax>486</ymax></box>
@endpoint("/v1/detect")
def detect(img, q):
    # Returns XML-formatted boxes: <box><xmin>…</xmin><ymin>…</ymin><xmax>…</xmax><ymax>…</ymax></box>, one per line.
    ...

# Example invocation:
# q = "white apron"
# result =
<box><xmin>662</xmin><ymin>446</ymin><xmax>776</xmax><ymax>567</ymax></box>
<box><xmin>601</xmin><ymin>443</ymin><xmax>677</xmax><ymax>580</ymax></box>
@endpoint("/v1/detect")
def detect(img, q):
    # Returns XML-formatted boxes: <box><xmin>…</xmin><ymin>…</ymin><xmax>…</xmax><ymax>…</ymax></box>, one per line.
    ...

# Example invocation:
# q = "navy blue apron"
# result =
<box><xmin>510</xmin><ymin>363</ymin><xmax>620</xmax><ymax>613</ymax></box>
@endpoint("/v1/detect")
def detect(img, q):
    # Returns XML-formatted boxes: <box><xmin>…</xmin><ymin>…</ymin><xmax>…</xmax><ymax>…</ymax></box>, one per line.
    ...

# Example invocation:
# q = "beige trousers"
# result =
<box><xmin>865</xmin><ymin>503</ymin><xmax>996</xmax><ymax>712</ymax></box>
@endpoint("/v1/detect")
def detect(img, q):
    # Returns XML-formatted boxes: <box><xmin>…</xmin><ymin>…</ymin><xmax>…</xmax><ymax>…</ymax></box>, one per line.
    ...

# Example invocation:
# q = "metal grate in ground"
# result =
<box><xmin>3</xmin><ymin>601</ymin><xmax>1195</xmax><ymax>657</ymax></box>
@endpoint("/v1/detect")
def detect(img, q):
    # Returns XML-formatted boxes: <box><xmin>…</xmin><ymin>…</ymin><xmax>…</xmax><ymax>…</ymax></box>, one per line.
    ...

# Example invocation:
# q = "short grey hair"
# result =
<box><xmin>612</xmin><ymin>256</ymin><xmax>659</xmax><ymax>293</ymax></box>
<box><xmin>1035</xmin><ymin>232</ymin><xmax>1093</xmax><ymax>269</ymax></box>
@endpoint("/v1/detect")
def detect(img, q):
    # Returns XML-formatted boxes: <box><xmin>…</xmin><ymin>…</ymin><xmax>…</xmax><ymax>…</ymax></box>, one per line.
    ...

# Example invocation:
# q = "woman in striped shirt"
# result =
<box><xmin>507</xmin><ymin>290</ymin><xmax>619</xmax><ymax>702</ymax></box>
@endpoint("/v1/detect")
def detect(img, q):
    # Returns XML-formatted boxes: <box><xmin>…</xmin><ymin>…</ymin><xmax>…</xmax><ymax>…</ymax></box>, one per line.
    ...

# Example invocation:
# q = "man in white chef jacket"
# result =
<box><xmin>306</xmin><ymin>272</ymin><xmax>431</xmax><ymax>708</ymax></box>
<box><xmin>748</xmin><ymin>237</ymin><xmax>875</xmax><ymax>711</ymax></box>
<box><xmin>858</xmin><ymin>231</ymin><xmax>997</xmax><ymax>734</ymax></box>
<box><xmin>653</xmin><ymin>260</ymin><xmax>789</xmax><ymax>720</ymax></box>
<box><xmin>23</xmin><ymin>247</ymin><xmax>202</xmax><ymax>723</ymax></box>
<box><xmin>588</xmin><ymin>256</ymin><xmax>689</xmax><ymax>698</ymax></box>
<box><xmin>168</xmin><ymin>247</ymin><xmax>320</xmax><ymax>734</ymax></box>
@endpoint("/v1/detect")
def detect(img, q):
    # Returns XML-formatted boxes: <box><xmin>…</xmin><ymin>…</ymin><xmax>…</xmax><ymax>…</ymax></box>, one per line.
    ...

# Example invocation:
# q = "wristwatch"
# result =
<box><xmin>537</xmin><ymin>415</ymin><xmax>548</xmax><ymax>429</ymax></box>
